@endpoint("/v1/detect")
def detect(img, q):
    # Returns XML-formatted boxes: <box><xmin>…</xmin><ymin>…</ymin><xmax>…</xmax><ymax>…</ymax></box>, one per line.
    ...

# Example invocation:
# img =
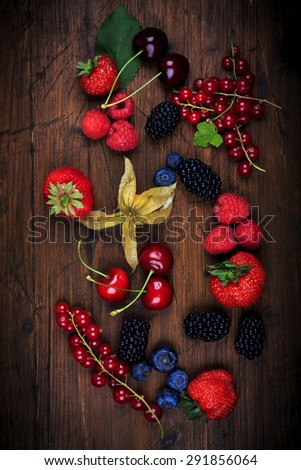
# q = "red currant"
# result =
<box><xmin>72</xmin><ymin>346</ymin><xmax>89</xmax><ymax>364</ymax></box>
<box><xmin>228</xmin><ymin>145</ymin><xmax>244</xmax><ymax>160</ymax></box>
<box><xmin>193</xmin><ymin>77</ymin><xmax>204</xmax><ymax>91</ymax></box>
<box><xmin>236</xmin><ymin>114</ymin><xmax>251</xmax><ymax>126</ymax></box>
<box><xmin>55</xmin><ymin>301</ymin><xmax>70</xmax><ymax>315</ymax></box>
<box><xmin>246</xmin><ymin>144</ymin><xmax>260</xmax><ymax>161</ymax></box>
<box><xmin>200</xmin><ymin>109</ymin><xmax>210</xmax><ymax>120</ymax></box>
<box><xmin>215</xmin><ymin>117</ymin><xmax>224</xmax><ymax>131</ymax></box>
<box><xmin>223</xmin><ymin>130</ymin><xmax>237</xmax><ymax>147</ymax></box>
<box><xmin>107</xmin><ymin>377</ymin><xmax>120</xmax><ymax>388</ymax></box>
<box><xmin>221</xmin><ymin>55</ymin><xmax>233</xmax><ymax>70</ymax></box>
<box><xmin>56</xmin><ymin>312</ymin><xmax>70</xmax><ymax>329</ymax></box>
<box><xmin>91</xmin><ymin>372</ymin><xmax>106</xmax><ymax>388</ymax></box>
<box><xmin>81</xmin><ymin>355</ymin><xmax>95</xmax><ymax>368</ymax></box>
<box><xmin>219</xmin><ymin>77</ymin><xmax>236</xmax><ymax>93</ymax></box>
<box><xmin>188</xmin><ymin>109</ymin><xmax>202</xmax><ymax>124</ymax></box>
<box><xmin>130</xmin><ymin>396</ymin><xmax>147</xmax><ymax>411</ymax></box>
<box><xmin>238</xmin><ymin>160</ymin><xmax>253</xmax><ymax>177</ymax></box>
<box><xmin>69</xmin><ymin>334</ymin><xmax>82</xmax><ymax>349</ymax></box>
<box><xmin>178</xmin><ymin>87</ymin><xmax>193</xmax><ymax>102</ymax></box>
<box><xmin>85</xmin><ymin>323</ymin><xmax>101</xmax><ymax>342</ymax></box>
<box><xmin>204</xmin><ymin>94</ymin><xmax>215</xmax><ymax>107</ymax></box>
<box><xmin>102</xmin><ymin>355</ymin><xmax>120</xmax><ymax>373</ymax></box>
<box><xmin>236</xmin><ymin>77</ymin><xmax>252</xmax><ymax>95</ymax></box>
<box><xmin>89</xmin><ymin>337</ymin><xmax>101</xmax><ymax>349</ymax></box>
<box><xmin>240</xmin><ymin>130</ymin><xmax>252</xmax><ymax>145</ymax></box>
<box><xmin>71</xmin><ymin>306</ymin><xmax>83</xmax><ymax>316</ymax></box>
<box><xmin>194</xmin><ymin>91</ymin><xmax>207</xmax><ymax>105</ymax></box>
<box><xmin>114</xmin><ymin>360</ymin><xmax>130</xmax><ymax>378</ymax></box>
<box><xmin>244</xmin><ymin>72</ymin><xmax>255</xmax><ymax>87</ymax></box>
<box><xmin>213</xmin><ymin>101</ymin><xmax>228</xmax><ymax>114</ymax></box>
<box><xmin>234</xmin><ymin>98</ymin><xmax>251</xmax><ymax>116</ymax></box>
<box><xmin>113</xmin><ymin>386</ymin><xmax>130</xmax><ymax>404</ymax></box>
<box><xmin>235</xmin><ymin>57</ymin><xmax>249</xmax><ymax>75</ymax></box>
<box><xmin>231</xmin><ymin>45</ymin><xmax>241</xmax><ymax>57</ymax></box>
<box><xmin>73</xmin><ymin>310</ymin><xmax>91</xmax><ymax>329</ymax></box>
<box><xmin>144</xmin><ymin>403</ymin><xmax>163</xmax><ymax>423</ymax></box>
<box><xmin>250</xmin><ymin>102</ymin><xmax>265</xmax><ymax>119</ymax></box>
<box><xmin>202</xmin><ymin>78</ymin><xmax>219</xmax><ymax>94</ymax></box>
<box><xmin>170</xmin><ymin>93</ymin><xmax>181</xmax><ymax>106</ymax></box>
<box><xmin>221</xmin><ymin>112</ymin><xmax>236</xmax><ymax>129</ymax></box>
<box><xmin>98</xmin><ymin>343</ymin><xmax>113</xmax><ymax>358</ymax></box>
<box><xmin>180</xmin><ymin>106</ymin><xmax>189</xmax><ymax>120</ymax></box>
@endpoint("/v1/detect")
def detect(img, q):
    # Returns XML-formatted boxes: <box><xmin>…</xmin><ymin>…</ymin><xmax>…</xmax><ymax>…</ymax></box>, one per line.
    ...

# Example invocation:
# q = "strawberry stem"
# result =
<box><xmin>110</xmin><ymin>270</ymin><xmax>153</xmax><ymax>316</ymax></box>
<box><xmin>69</xmin><ymin>312</ymin><xmax>164</xmax><ymax>438</ymax></box>
<box><xmin>77</xmin><ymin>240</ymin><xmax>109</xmax><ymax>279</ymax></box>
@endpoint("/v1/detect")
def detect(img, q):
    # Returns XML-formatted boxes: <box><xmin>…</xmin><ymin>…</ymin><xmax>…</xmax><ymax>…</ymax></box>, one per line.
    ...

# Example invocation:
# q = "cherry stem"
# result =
<box><xmin>235</xmin><ymin>125</ymin><xmax>266</xmax><ymax>173</ymax></box>
<box><xmin>104</xmin><ymin>49</ymin><xmax>143</xmax><ymax>105</ymax></box>
<box><xmin>68</xmin><ymin>312</ymin><xmax>164</xmax><ymax>438</ymax></box>
<box><xmin>77</xmin><ymin>240</ymin><xmax>109</xmax><ymax>279</ymax></box>
<box><xmin>102</xmin><ymin>72</ymin><xmax>162</xmax><ymax>109</ymax></box>
<box><xmin>86</xmin><ymin>274</ymin><xmax>147</xmax><ymax>294</ymax></box>
<box><xmin>110</xmin><ymin>270</ymin><xmax>154</xmax><ymax>316</ymax></box>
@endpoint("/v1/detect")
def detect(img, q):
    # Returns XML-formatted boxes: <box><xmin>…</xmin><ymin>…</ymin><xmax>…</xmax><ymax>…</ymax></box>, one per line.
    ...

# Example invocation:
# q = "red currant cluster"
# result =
<box><xmin>55</xmin><ymin>301</ymin><xmax>164</xmax><ymax>431</ymax></box>
<box><xmin>170</xmin><ymin>45</ymin><xmax>280</xmax><ymax>177</ymax></box>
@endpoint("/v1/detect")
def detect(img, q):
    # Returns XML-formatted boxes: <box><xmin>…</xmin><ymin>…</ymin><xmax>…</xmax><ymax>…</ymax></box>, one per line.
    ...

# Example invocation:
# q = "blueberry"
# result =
<box><xmin>131</xmin><ymin>360</ymin><xmax>152</xmax><ymax>381</ymax></box>
<box><xmin>150</xmin><ymin>345</ymin><xmax>178</xmax><ymax>373</ymax></box>
<box><xmin>166</xmin><ymin>369</ymin><xmax>189</xmax><ymax>392</ymax></box>
<box><xmin>154</xmin><ymin>167</ymin><xmax>176</xmax><ymax>187</ymax></box>
<box><xmin>156</xmin><ymin>388</ymin><xmax>179</xmax><ymax>409</ymax></box>
<box><xmin>166</xmin><ymin>151</ymin><xmax>183</xmax><ymax>169</ymax></box>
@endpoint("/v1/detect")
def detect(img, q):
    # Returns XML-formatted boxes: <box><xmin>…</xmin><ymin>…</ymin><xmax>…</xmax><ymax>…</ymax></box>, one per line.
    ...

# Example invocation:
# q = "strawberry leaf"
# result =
<box><xmin>95</xmin><ymin>4</ymin><xmax>142</xmax><ymax>88</ymax></box>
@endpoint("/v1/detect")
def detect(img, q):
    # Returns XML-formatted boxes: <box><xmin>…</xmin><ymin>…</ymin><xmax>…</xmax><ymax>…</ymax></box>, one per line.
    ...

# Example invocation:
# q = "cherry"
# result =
<box><xmin>238</xmin><ymin>160</ymin><xmax>253</xmax><ymax>177</ymax></box>
<box><xmin>98</xmin><ymin>343</ymin><xmax>113</xmax><ymax>358</ymax></box>
<box><xmin>55</xmin><ymin>301</ymin><xmax>70</xmax><ymax>315</ymax></box>
<box><xmin>130</xmin><ymin>396</ymin><xmax>147</xmax><ymax>411</ymax></box>
<box><xmin>141</xmin><ymin>276</ymin><xmax>173</xmax><ymax>310</ymax></box>
<box><xmin>138</xmin><ymin>242</ymin><xmax>174</xmax><ymax>276</ymax></box>
<box><xmin>91</xmin><ymin>372</ymin><xmax>106</xmax><ymax>388</ymax></box>
<box><xmin>144</xmin><ymin>403</ymin><xmax>163</xmax><ymax>423</ymax></box>
<box><xmin>132</xmin><ymin>27</ymin><xmax>168</xmax><ymax>62</ymax></box>
<box><xmin>96</xmin><ymin>267</ymin><xmax>131</xmax><ymax>303</ymax></box>
<box><xmin>158</xmin><ymin>52</ymin><xmax>190</xmax><ymax>87</ymax></box>
<box><xmin>113</xmin><ymin>386</ymin><xmax>130</xmax><ymax>404</ymax></box>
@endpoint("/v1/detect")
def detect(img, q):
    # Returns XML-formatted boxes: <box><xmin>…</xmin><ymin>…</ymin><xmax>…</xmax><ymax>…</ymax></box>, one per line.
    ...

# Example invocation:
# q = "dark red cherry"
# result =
<box><xmin>158</xmin><ymin>53</ymin><xmax>190</xmax><ymax>87</ymax></box>
<box><xmin>141</xmin><ymin>276</ymin><xmax>174</xmax><ymax>310</ymax></box>
<box><xmin>132</xmin><ymin>27</ymin><xmax>168</xmax><ymax>62</ymax></box>
<box><xmin>96</xmin><ymin>267</ymin><xmax>130</xmax><ymax>303</ymax></box>
<box><xmin>138</xmin><ymin>243</ymin><xmax>174</xmax><ymax>275</ymax></box>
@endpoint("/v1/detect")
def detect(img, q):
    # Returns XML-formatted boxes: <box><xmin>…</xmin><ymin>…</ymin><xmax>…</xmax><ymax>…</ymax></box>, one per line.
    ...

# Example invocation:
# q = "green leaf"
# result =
<box><xmin>193</xmin><ymin>121</ymin><xmax>222</xmax><ymax>148</ymax></box>
<box><xmin>95</xmin><ymin>3</ymin><xmax>142</xmax><ymax>88</ymax></box>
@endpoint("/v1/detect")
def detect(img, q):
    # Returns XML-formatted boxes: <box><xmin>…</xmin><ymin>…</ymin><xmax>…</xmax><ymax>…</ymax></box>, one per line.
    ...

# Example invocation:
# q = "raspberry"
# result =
<box><xmin>107</xmin><ymin>92</ymin><xmax>135</xmax><ymax>120</ymax></box>
<box><xmin>204</xmin><ymin>225</ymin><xmax>237</xmax><ymax>255</ymax></box>
<box><xmin>106</xmin><ymin>120</ymin><xmax>139</xmax><ymax>152</ymax></box>
<box><xmin>213</xmin><ymin>193</ymin><xmax>250</xmax><ymax>224</ymax></box>
<box><xmin>81</xmin><ymin>109</ymin><xmax>111</xmax><ymax>140</ymax></box>
<box><xmin>234</xmin><ymin>219</ymin><xmax>264</xmax><ymax>250</ymax></box>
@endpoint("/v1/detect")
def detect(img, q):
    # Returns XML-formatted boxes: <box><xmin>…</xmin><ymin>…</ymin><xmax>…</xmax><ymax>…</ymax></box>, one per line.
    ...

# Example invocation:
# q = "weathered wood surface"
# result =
<box><xmin>1</xmin><ymin>0</ymin><xmax>300</xmax><ymax>450</ymax></box>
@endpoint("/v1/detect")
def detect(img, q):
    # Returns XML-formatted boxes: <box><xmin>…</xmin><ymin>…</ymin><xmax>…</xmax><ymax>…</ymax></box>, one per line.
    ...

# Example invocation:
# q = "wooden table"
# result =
<box><xmin>1</xmin><ymin>0</ymin><xmax>300</xmax><ymax>450</ymax></box>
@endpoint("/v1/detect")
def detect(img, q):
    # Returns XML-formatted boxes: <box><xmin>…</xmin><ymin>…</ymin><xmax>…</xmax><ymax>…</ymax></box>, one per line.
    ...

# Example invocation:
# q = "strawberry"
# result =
<box><xmin>208</xmin><ymin>251</ymin><xmax>266</xmax><ymax>308</ymax></box>
<box><xmin>204</xmin><ymin>224</ymin><xmax>237</xmax><ymax>255</ymax></box>
<box><xmin>81</xmin><ymin>109</ymin><xmax>111</xmax><ymax>140</ymax></box>
<box><xmin>77</xmin><ymin>55</ymin><xmax>119</xmax><ymax>96</ymax></box>
<box><xmin>43</xmin><ymin>168</ymin><xmax>94</xmax><ymax>218</ymax></box>
<box><xmin>178</xmin><ymin>369</ymin><xmax>238</xmax><ymax>420</ymax></box>
<box><xmin>106</xmin><ymin>120</ymin><xmax>139</xmax><ymax>152</ymax></box>
<box><xmin>213</xmin><ymin>193</ymin><xmax>250</xmax><ymax>224</ymax></box>
<box><xmin>234</xmin><ymin>219</ymin><xmax>264</xmax><ymax>250</ymax></box>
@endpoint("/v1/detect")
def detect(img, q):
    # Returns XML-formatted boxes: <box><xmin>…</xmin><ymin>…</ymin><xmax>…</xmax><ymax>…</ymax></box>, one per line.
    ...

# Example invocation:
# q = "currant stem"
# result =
<box><xmin>104</xmin><ymin>49</ymin><xmax>143</xmax><ymax>105</ymax></box>
<box><xmin>178</xmin><ymin>102</ymin><xmax>213</xmax><ymax>113</ymax></box>
<box><xmin>69</xmin><ymin>312</ymin><xmax>164</xmax><ymax>438</ymax></box>
<box><xmin>214</xmin><ymin>91</ymin><xmax>282</xmax><ymax>109</ymax></box>
<box><xmin>110</xmin><ymin>270</ymin><xmax>154</xmax><ymax>316</ymax></box>
<box><xmin>212</xmin><ymin>96</ymin><xmax>236</xmax><ymax>121</ymax></box>
<box><xmin>78</xmin><ymin>240</ymin><xmax>109</xmax><ymax>279</ymax></box>
<box><xmin>102</xmin><ymin>72</ymin><xmax>162</xmax><ymax>109</ymax></box>
<box><xmin>235</xmin><ymin>125</ymin><xmax>266</xmax><ymax>173</ymax></box>
<box><xmin>86</xmin><ymin>274</ymin><xmax>147</xmax><ymax>294</ymax></box>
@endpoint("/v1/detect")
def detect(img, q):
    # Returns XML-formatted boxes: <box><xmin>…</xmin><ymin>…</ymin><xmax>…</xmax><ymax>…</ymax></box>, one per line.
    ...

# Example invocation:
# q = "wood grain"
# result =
<box><xmin>1</xmin><ymin>0</ymin><xmax>301</xmax><ymax>450</ymax></box>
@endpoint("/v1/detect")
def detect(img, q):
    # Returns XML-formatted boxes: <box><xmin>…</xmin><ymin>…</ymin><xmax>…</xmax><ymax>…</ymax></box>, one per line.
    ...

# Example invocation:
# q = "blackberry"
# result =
<box><xmin>117</xmin><ymin>318</ymin><xmax>150</xmax><ymax>364</ymax></box>
<box><xmin>184</xmin><ymin>310</ymin><xmax>230</xmax><ymax>342</ymax></box>
<box><xmin>235</xmin><ymin>312</ymin><xmax>265</xmax><ymax>360</ymax></box>
<box><xmin>145</xmin><ymin>101</ymin><xmax>180</xmax><ymax>140</ymax></box>
<box><xmin>177</xmin><ymin>158</ymin><xmax>221</xmax><ymax>200</ymax></box>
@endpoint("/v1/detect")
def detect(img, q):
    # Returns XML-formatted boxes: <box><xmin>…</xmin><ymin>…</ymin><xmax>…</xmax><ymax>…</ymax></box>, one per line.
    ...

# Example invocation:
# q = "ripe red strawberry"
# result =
<box><xmin>234</xmin><ymin>219</ymin><xmax>264</xmax><ymax>250</ymax></box>
<box><xmin>43</xmin><ymin>168</ymin><xmax>94</xmax><ymax>218</ymax></box>
<box><xmin>179</xmin><ymin>369</ymin><xmax>238</xmax><ymax>420</ymax></box>
<box><xmin>213</xmin><ymin>193</ymin><xmax>250</xmax><ymax>224</ymax></box>
<box><xmin>107</xmin><ymin>92</ymin><xmax>135</xmax><ymax>120</ymax></box>
<box><xmin>204</xmin><ymin>225</ymin><xmax>237</xmax><ymax>255</ymax></box>
<box><xmin>81</xmin><ymin>109</ymin><xmax>111</xmax><ymax>140</ymax></box>
<box><xmin>106</xmin><ymin>120</ymin><xmax>139</xmax><ymax>152</ymax></box>
<box><xmin>208</xmin><ymin>251</ymin><xmax>266</xmax><ymax>308</ymax></box>
<box><xmin>77</xmin><ymin>55</ymin><xmax>119</xmax><ymax>96</ymax></box>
